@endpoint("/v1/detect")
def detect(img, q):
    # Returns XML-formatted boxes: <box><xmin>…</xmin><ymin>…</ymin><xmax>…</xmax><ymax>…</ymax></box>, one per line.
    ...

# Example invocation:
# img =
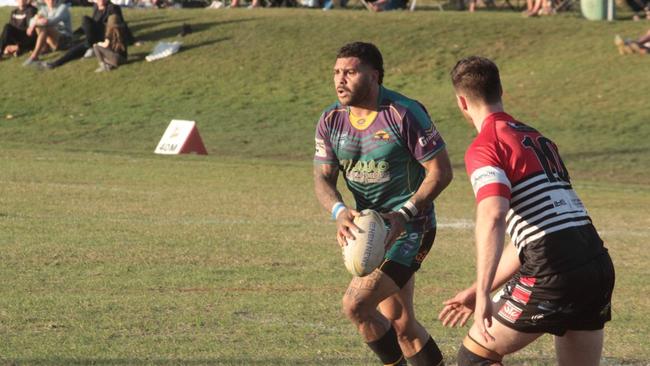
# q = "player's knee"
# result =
<box><xmin>341</xmin><ymin>294</ymin><xmax>371</xmax><ymax>323</ymax></box>
<box><xmin>457</xmin><ymin>343</ymin><xmax>503</xmax><ymax>366</ymax></box>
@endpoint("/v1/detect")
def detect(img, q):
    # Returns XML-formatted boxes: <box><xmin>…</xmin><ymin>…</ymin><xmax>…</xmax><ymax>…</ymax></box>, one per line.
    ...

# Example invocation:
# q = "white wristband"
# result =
<box><xmin>398</xmin><ymin>200</ymin><xmax>418</xmax><ymax>222</ymax></box>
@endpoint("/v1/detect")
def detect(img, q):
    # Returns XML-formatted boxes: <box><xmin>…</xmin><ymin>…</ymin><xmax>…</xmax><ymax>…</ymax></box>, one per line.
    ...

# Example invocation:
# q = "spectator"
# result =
<box><xmin>45</xmin><ymin>0</ymin><xmax>135</xmax><ymax>69</ymax></box>
<box><xmin>626</xmin><ymin>0</ymin><xmax>650</xmax><ymax>20</ymax></box>
<box><xmin>523</xmin><ymin>0</ymin><xmax>552</xmax><ymax>16</ymax></box>
<box><xmin>615</xmin><ymin>30</ymin><xmax>650</xmax><ymax>54</ymax></box>
<box><xmin>229</xmin><ymin>0</ymin><xmax>260</xmax><ymax>7</ymax></box>
<box><xmin>367</xmin><ymin>0</ymin><xmax>407</xmax><ymax>11</ymax></box>
<box><xmin>92</xmin><ymin>14</ymin><xmax>127</xmax><ymax>72</ymax></box>
<box><xmin>322</xmin><ymin>0</ymin><xmax>348</xmax><ymax>10</ymax></box>
<box><xmin>0</xmin><ymin>0</ymin><xmax>37</xmax><ymax>59</ymax></box>
<box><xmin>22</xmin><ymin>0</ymin><xmax>72</xmax><ymax>67</ymax></box>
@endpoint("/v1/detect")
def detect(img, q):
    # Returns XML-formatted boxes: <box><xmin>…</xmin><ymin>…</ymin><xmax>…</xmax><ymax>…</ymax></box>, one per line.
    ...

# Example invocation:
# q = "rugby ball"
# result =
<box><xmin>342</xmin><ymin>209</ymin><xmax>388</xmax><ymax>277</ymax></box>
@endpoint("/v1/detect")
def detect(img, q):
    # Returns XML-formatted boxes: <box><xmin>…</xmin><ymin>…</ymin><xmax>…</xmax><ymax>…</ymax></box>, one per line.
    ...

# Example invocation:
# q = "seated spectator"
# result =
<box><xmin>45</xmin><ymin>0</ymin><xmax>135</xmax><ymax>69</ymax></box>
<box><xmin>229</xmin><ymin>0</ymin><xmax>260</xmax><ymax>7</ymax></box>
<box><xmin>626</xmin><ymin>0</ymin><xmax>650</xmax><ymax>20</ymax></box>
<box><xmin>0</xmin><ymin>0</ymin><xmax>37</xmax><ymax>59</ymax></box>
<box><xmin>321</xmin><ymin>0</ymin><xmax>347</xmax><ymax>10</ymax></box>
<box><xmin>92</xmin><ymin>14</ymin><xmax>127</xmax><ymax>72</ymax></box>
<box><xmin>23</xmin><ymin>0</ymin><xmax>71</xmax><ymax>67</ymax></box>
<box><xmin>367</xmin><ymin>0</ymin><xmax>407</xmax><ymax>11</ymax></box>
<box><xmin>615</xmin><ymin>30</ymin><xmax>650</xmax><ymax>54</ymax></box>
<box><xmin>523</xmin><ymin>0</ymin><xmax>553</xmax><ymax>16</ymax></box>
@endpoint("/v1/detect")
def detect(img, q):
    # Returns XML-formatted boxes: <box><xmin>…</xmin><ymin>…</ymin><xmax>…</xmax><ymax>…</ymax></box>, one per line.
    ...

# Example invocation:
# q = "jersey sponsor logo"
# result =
<box><xmin>506</xmin><ymin>121</ymin><xmax>537</xmax><ymax>133</ymax></box>
<box><xmin>531</xmin><ymin>314</ymin><xmax>544</xmax><ymax>322</ymax></box>
<box><xmin>340</xmin><ymin>159</ymin><xmax>390</xmax><ymax>184</ymax></box>
<box><xmin>498</xmin><ymin>301</ymin><xmax>523</xmax><ymax>324</ymax></box>
<box><xmin>506</xmin><ymin>180</ymin><xmax>591</xmax><ymax>249</ymax></box>
<box><xmin>512</xmin><ymin>285</ymin><xmax>532</xmax><ymax>305</ymax></box>
<box><xmin>338</xmin><ymin>133</ymin><xmax>349</xmax><ymax>147</ymax></box>
<box><xmin>519</xmin><ymin>276</ymin><xmax>536</xmax><ymax>287</ymax></box>
<box><xmin>315</xmin><ymin>138</ymin><xmax>327</xmax><ymax>158</ymax></box>
<box><xmin>374</xmin><ymin>130</ymin><xmax>391</xmax><ymax>141</ymax></box>
<box><xmin>470</xmin><ymin>166</ymin><xmax>511</xmax><ymax>196</ymax></box>
<box><xmin>417</xmin><ymin>126</ymin><xmax>440</xmax><ymax>147</ymax></box>
<box><xmin>13</xmin><ymin>14</ymin><xmax>27</xmax><ymax>20</ymax></box>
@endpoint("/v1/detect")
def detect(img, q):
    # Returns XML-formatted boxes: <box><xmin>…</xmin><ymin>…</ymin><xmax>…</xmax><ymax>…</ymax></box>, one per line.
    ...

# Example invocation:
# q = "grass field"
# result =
<box><xmin>1</xmin><ymin>5</ymin><xmax>649</xmax><ymax>365</ymax></box>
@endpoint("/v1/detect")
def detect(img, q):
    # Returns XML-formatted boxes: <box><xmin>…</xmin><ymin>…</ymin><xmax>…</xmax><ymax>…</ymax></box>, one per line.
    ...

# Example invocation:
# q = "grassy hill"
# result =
<box><xmin>1</xmin><ymin>7</ymin><xmax>649</xmax><ymax>182</ymax></box>
<box><xmin>1</xmin><ymin>6</ymin><xmax>649</xmax><ymax>365</ymax></box>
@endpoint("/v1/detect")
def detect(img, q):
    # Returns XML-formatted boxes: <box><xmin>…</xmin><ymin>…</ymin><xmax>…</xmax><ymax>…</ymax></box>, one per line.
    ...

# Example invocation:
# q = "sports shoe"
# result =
<box><xmin>83</xmin><ymin>48</ymin><xmax>95</xmax><ymax>59</ymax></box>
<box><xmin>40</xmin><ymin>61</ymin><xmax>53</xmax><ymax>70</ymax></box>
<box><xmin>22</xmin><ymin>57</ymin><xmax>38</xmax><ymax>67</ymax></box>
<box><xmin>614</xmin><ymin>35</ymin><xmax>632</xmax><ymax>55</ymax></box>
<box><xmin>95</xmin><ymin>62</ymin><xmax>109</xmax><ymax>73</ymax></box>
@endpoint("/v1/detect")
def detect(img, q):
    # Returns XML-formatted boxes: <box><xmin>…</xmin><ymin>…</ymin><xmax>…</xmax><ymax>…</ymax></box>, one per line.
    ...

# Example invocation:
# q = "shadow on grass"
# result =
<box><xmin>136</xmin><ymin>18</ymin><xmax>255</xmax><ymax>42</ymax></box>
<box><xmin>127</xmin><ymin>37</ymin><xmax>231</xmax><ymax>62</ymax></box>
<box><xmin>128</xmin><ymin>17</ymin><xmax>195</xmax><ymax>34</ymax></box>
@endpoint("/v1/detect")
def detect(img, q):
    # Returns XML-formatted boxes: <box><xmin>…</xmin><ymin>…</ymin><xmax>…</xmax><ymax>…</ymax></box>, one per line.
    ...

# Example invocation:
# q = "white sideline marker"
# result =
<box><xmin>154</xmin><ymin>120</ymin><xmax>208</xmax><ymax>155</ymax></box>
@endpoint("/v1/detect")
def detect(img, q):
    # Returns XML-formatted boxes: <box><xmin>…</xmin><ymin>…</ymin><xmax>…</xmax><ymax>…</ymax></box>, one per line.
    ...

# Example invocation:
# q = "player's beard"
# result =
<box><xmin>337</xmin><ymin>75</ymin><xmax>373</xmax><ymax>107</ymax></box>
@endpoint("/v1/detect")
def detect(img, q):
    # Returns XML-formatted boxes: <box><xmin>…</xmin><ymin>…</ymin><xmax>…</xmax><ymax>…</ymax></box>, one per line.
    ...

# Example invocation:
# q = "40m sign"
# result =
<box><xmin>154</xmin><ymin>120</ymin><xmax>208</xmax><ymax>155</ymax></box>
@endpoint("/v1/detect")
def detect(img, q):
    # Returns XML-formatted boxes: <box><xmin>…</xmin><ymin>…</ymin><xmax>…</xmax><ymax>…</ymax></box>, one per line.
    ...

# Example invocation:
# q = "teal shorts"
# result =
<box><xmin>380</xmin><ymin>217</ymin><xmax>437</xmax><ymax>288</ymax></box>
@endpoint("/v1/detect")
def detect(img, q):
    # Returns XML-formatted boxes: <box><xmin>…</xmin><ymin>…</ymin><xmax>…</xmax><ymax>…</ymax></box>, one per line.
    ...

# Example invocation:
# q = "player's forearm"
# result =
<box><xmin>409</xmin><ymin>149</ymin><xmax>453</xmax><ymax>211</ymax></box>
<box><xmin>491</xmin><ymin>241</ymin><xmax>521</xmax><ymax>290</ymax></box>
<box><xmin>313</xmin><ymin>166</ymin><xmax>344</xmax><ymax>213</ymax></box>
<box><xmin>475</xmin><ymin>200</ymin><xmax>507</xmax><ymax>296</ymax></box>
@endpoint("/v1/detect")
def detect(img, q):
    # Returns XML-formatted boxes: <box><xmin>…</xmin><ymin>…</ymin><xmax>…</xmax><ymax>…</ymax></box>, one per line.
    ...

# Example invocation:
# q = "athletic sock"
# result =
<box><xmin>366</xmin><ymin>326</ymin><xmax>406</xmax><ymax>365</ymax></box>
<box><xmin>406</xmin><ymin>336</ymin><xmax>444</xmax><ymax>366</ymax></box>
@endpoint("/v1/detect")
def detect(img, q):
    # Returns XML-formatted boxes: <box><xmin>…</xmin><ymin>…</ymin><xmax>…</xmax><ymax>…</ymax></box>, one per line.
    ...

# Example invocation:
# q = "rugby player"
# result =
<box><xmin>438</xmin><ymin>56</ymin><xmax>615</xmax><ymax>365</ymax></box>
<box><xmin>313</xmin><ymin>42</ymin><xmax>453</xmax><ymax>366</ymax></box>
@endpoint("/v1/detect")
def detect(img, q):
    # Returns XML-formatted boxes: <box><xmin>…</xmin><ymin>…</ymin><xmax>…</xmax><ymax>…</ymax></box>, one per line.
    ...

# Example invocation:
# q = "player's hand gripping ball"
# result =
<box><xmin>342</xmin><ymin>209</ymin><xmax>388</xmax><ymax>277</ymax></box>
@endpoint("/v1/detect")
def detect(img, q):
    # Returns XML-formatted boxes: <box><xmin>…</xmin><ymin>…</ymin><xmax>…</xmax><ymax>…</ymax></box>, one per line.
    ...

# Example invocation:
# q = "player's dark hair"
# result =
<box><xmin>337</xmin><ymin>42</ymin><xmax>384</xmax><ymax>85</ymax></box>
<box><xmin>450</xmin><ymin>56</ymin><xmax>502</xmax><ymax>105</ymax></box>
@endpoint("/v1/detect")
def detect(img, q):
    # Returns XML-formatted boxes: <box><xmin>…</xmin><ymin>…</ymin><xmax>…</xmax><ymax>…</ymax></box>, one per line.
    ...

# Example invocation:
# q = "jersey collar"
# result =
<box><xmin>481</xmin><ymin>111</ymin><xmax>514</xmax><ymax>129</ymax></box>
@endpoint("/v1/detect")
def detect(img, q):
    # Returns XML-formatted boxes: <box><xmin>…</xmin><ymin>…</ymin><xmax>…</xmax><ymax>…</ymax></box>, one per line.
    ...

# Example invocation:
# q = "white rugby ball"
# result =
<box><xmin>342</xmin><ymin>209</ymin><xmax>388</xmax><ymax>277</ymax></box>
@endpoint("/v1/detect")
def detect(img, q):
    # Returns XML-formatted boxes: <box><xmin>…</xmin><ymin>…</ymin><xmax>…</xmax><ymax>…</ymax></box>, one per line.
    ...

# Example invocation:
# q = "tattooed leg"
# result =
<box><xmin>342</xmin><ymin>269</ymin><xmax>401</xmax><ymax>341</ymax></box>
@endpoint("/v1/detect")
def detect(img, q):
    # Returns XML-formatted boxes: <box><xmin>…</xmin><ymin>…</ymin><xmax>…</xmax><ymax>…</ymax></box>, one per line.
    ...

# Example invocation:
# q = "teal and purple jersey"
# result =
<box><xmin>314</xmin><ymin>86</ymin><xmax>446</xmax><ymax>229</ymax></box>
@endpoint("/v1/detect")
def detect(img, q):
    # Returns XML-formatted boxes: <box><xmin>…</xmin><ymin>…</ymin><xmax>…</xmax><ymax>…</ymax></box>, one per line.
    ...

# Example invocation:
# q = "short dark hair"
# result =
<box><xmin>336</xmin><ymin>42</ymin><xmax>384</xmax><ymax>85</ymax></box>
<box><xmin>450</xmin><ymin>56</ymin><xmax>502</xmax><ymax>104</ymax></box>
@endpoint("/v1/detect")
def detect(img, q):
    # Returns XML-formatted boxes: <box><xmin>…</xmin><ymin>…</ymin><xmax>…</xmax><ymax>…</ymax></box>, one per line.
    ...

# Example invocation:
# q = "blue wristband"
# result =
<box><xmin>331</xmin><ymin>202</ymin><xmax>346</xmax><ymax>220</ymax></box>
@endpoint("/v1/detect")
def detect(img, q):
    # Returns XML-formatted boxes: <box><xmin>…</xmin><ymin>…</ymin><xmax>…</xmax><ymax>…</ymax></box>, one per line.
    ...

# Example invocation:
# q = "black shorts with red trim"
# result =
<box><xmin>493</xmin><ymin>252</ymin><xmax>615</xmax><ymax>336</ymax></box>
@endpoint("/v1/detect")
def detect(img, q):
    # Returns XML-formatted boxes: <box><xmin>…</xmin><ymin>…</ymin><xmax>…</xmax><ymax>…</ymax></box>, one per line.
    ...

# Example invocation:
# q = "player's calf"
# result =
<box><xmin>457</xmin><ymin>336</ymin><xmax>503</xmax><ymax>366</ymax></box>
<box><xmin>406</xmin><ymin>336</ymin><xmax>444</xmax><ymax>366</ymax></box>
<box><xmin>366</xmin><ymin>326</ymin><xmax>407</xmax><ymax>365</ymax></box>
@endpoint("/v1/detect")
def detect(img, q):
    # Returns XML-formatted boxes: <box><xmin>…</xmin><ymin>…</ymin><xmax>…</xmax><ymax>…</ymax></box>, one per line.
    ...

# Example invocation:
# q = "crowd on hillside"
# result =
<box><xmin>1</xmin><ymin>0</ymin><xmax>648</xmax><ymax>70</ymax></box>
<box><xmin>0</xmin><ymin>0</ymin><xmax>136</xmax><ymax>70</ymax></box>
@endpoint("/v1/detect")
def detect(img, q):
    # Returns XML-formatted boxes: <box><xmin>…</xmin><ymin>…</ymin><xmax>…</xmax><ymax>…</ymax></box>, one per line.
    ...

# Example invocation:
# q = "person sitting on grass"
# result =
<box><xmin>366</xmin><ymin>0</ymin><xmax>407</xmax><ymax>11</ymax></box>
<box><xmin>0</xmin><ymin>0</ymin><xmax>37</xmax><ymax>59</ymax></box>
<box><xmin>22</xmin><ymin>0</ymin><xmax>71</xmax><ymax>67</ymax></box>
<box><xmin>615</xmin><ymin>29</ymin><xmax>650</xmax><ymax>55</ymax></box>
<box><xmin>92</xmin><ymin>14</ymin><xmax>127</xmax><ymax>72</ymax></box>
<box><xmin>45</xmin><ymin>0</ymin><xmax>135</xmax><ymax>69</ymax></box>
<box><xmin>523</xmin><ymin>0</ymin><xmax>553</xmax><ymax>16</ymax></box>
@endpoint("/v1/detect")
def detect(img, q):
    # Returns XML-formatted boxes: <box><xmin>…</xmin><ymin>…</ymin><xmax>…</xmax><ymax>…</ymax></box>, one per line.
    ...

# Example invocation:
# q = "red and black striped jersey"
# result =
<box><xmin>465</xmin><ymin>112</ymin><xmax>606</xmax><ymax>277</ymax></box>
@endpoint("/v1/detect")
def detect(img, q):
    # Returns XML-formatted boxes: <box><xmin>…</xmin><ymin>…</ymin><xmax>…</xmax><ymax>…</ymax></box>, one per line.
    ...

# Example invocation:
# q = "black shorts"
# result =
<box><xmin>379</xmin><ymin>227</ymin><xmax>436</xmax><ymax>288</ymax></box>
<box><xmin>493</xmin><ymin>252</ymin><xmax>615</xmax><ymax>336</ymax></box>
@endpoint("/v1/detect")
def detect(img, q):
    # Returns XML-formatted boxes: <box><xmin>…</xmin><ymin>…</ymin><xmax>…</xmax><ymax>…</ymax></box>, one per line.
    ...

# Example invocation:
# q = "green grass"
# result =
<box><xmin>0</xmin><ymin>6</ymin><xmax>649</xmax><ymax>365</ymax></box>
